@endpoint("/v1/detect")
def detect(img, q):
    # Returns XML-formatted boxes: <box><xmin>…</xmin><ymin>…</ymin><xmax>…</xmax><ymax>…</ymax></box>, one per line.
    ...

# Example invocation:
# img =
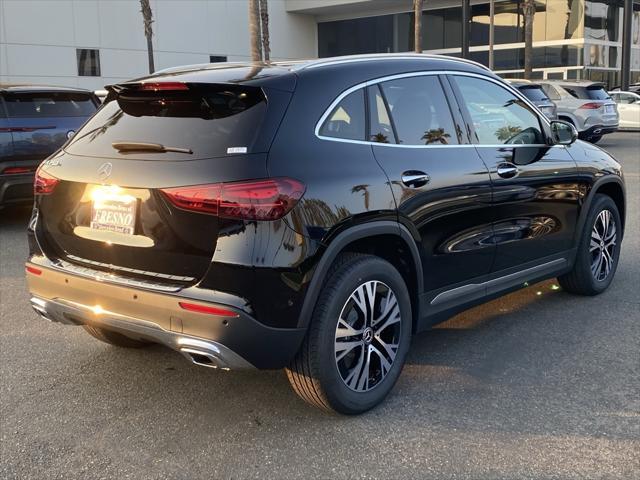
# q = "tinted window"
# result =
<box><xmin>3</xmin><ymin>92</ymin><xmax>97</xmax><ymax>117</ymax></box>
<box><xmin>379</xmin><ymin>76</ymin><xmax>458</xmax><ymax>146</ymax></box>
<box><xmin>453</xmin><ymin>76</ymin><xmax>544</xmax><ymax>145</ymax></box>
<box><xmin>518</xmin><ymin>85</ymin><xmax>550</xmax><ymax>102</ymax></box>
<box><xmin>367</xmin><ymin>85</ymin><xmax>394</xmax><ymax>144</ymax></box>
<box><xmin>562</xmin><ymin>85</ymin><xmax>611</xmax><ymax>100</ymax></box>
<box><xmin>67</xmin><ymin>84</ymin><xmax>267</xmax><ymax>159</ymax></box>
<box><xmin>319</xmin><ymin>89</ymin><xmax>365</xmax><ymax>141</ymax></box>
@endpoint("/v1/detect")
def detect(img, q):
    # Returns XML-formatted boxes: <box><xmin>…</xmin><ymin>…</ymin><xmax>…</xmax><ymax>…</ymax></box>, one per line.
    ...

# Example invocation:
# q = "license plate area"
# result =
<box><xmin>90</xmin><ymin>194</ymin><xmax>137</xmax><ymax>235</ymax></box>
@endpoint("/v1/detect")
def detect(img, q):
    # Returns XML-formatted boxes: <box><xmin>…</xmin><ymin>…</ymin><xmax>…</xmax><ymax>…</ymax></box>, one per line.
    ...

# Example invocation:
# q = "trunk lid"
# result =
<box><xmin>35</xmin><ymin>81</ymin><xmax>293</xmax><ymax>285</ymax></box>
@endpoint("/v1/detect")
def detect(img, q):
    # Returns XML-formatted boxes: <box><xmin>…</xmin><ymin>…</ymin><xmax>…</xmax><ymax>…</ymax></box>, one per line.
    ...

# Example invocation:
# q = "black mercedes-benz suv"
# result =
<box><xmin>27</xmin><ymin>54</ymin><xmax>626</xmax><ymax>414</ymax></box>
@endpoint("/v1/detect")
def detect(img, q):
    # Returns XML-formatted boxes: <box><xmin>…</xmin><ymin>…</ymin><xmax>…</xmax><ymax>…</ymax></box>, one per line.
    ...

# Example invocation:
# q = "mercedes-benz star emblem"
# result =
<box><xmin>97</xmin><ymin>162</ymin><xmax>113</xmax><ymax>181</ymax></box>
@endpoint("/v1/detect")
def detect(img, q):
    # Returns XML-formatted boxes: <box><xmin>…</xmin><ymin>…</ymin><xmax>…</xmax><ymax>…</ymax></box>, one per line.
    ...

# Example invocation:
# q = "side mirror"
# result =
<box><xmin>550</xmin><ymin>120</ymin><xmax>578</xmax><ymax>145</ymax></box>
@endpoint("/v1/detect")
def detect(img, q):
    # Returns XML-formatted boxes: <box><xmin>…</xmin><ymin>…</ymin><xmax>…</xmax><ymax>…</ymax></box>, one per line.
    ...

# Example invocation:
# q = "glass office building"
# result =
<box><xmin>318</xmin><ymin>0</ymin><xmax>640</xmax><ymax>87</ymax></box>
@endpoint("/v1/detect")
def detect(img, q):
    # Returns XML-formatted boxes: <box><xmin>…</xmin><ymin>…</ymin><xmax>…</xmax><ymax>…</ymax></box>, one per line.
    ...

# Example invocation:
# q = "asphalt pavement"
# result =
<box><xmin>1</xmin><ymin>132</ymin><xmax>639</xmax><ymax>479</ymax></box>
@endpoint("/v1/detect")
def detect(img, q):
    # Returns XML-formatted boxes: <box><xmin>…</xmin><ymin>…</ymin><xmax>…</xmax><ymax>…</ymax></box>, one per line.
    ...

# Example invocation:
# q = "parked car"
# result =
<box><xmin>608</xmin><ymin>91</ymin><xmax>640</xmax><ymax>130</ymax></box>
<box><xmin>507</xmin><ymin>79</ymin><xmax>557</xmax><ymax>119</ymax></box>
<box><xmin>0</xmin><ymin>85</ymin><xmax>99</xmax><ymax>208</ymax></box>
<box><xmin>610</xmin><ymin>83</ymin><xmax>640</xmax><ymax>94</ymax></box>
<box><xmin>94</xmin><ymin>89</ymin><xmax>108</xmax><ymax>103</ymax></box>
<box><xmin>538</xmin><ymin>81</ymin><xmax>618</xmax><ymax>143</ymax></box>
<box><xmin>26</xmin><ymin>54</ymin><xmax>626</xmax><ymax>414</ymax></box>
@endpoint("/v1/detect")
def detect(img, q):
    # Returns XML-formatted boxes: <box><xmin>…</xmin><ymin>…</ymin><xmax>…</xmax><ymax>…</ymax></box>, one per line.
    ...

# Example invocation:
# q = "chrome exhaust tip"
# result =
<box><xmin>180</xmin><ymin>348</ymin><xmax>229</xmax><ymax>370</ymax></box>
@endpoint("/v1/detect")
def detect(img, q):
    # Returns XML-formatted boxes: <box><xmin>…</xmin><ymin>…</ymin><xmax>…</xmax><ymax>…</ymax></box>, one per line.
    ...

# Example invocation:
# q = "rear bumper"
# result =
<box><xmin>26</xmin><ymin>257</ymin><xmax>306</xmax><ymax>369</ymax></box>
<box><xmin>579</xmin><ymin>124</ymin><xmax>618</xmax><ymax>139</ymax></box>
<box><xmin>0</xmin><ymin>173</ymin><xmax>34</xmax><ymax>206</ymax></box>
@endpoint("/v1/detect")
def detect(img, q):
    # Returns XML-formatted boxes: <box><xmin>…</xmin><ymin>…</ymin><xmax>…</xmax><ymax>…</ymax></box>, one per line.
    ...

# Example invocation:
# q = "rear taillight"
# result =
<box><xmin>161</xmin><ymin>178</ymin><xmax>305</xmax><ymax>220</ymax></box>
<box><xmin>2</xmin><ymin>166</ymin><xmax>35</xmax><ymax>175</ymax></box>
<box><xmin>579</xmin><ymin>102</ymin><xmax>602</xmax><ymax>110</ymax></box>
<box><xmin>34</xmin><ymin>168</ymin><xmax>59</xmax><ymax>195</ymax></box>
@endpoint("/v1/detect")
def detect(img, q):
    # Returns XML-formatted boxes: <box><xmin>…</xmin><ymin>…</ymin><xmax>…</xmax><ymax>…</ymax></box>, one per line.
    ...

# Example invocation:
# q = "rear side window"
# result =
<box><xmin>379</xmin><ymin>76</ymin><xmax>458</xmax><ymax>145</ymax></box>
<box><xmin>3</xmin><ymin>92</ymin><xmax>96</xmax><ymax>117</ymax></box>
<box><xmin>518</xmin><ymin>86</ymin><xmax>550</xmax><ymax>102</ymax></box>
<box><xmin>452</xmin><ymin>75</ymin><xmax>544</xmax><ymax>145</ymax></box>
<box><xmin>319</xmin><ymin>89</ymin><xmax>365</xmax><ymax>141</ymax></box>
<box><xmin>66</xmin><ymin>84</ymin><xmax>268</xmax><ymax>159</ymax></box>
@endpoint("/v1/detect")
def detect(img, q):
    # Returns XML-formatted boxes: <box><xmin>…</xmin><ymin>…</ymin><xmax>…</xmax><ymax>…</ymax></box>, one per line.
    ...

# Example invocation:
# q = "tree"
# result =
<box><xmin>414</xmin><ymin>0</ymin><xmax>424</xmax><ymax>53</ymax></box>
<box><xmin>249</xmin><ymin>0</ymin><xmax>262</xmax><ymax>62</ymax></box>
<box><xmin>139</xmin><ymin>0</ymin><xmax>155</xmax><ymax>73</ymax></box>
<box><xmin>259</xmin><ymin>0</ymin><xmax>270</xmax><ymax>62</ymax></box>
<box><xmin>523</xmin><ymin>0</ymin><xmax>536</xmax><ymax>79</ymax></box>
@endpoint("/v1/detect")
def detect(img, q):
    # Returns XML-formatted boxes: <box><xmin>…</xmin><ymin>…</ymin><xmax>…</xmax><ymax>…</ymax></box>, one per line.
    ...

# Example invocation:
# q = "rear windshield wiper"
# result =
<box><xmin>112</xmin><ymin>141</ymin><xmax>193</xmax><ymax>154</ymax></box>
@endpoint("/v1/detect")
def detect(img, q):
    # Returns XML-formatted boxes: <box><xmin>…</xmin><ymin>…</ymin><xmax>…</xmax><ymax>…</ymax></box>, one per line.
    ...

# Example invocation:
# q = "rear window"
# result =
<box><xmin>562</xmin><ymin>85</ymin><xmax>611</xmax><ymax>100</ymax></box>
<box><xmin>517</xmin><ymin>86</ymin><xmax>550</xmax><ymax>102</ymax></box>
<box><xmin>66</xmin><ymin>84</ymin><xmax>267</xmax><ymax>159</ymax></box>
<box><xmin>3</xmin><ymin>91</ymin><xmax>96</xmax><ymax>117</ymax></box>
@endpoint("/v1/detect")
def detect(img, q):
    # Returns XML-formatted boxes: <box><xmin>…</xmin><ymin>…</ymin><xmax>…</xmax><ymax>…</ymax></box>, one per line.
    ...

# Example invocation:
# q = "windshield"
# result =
<box><xmin>3</xmin><ymin>91</ymin><xmax>97</xmax><ymax>117</ymax></box>
<box><xmin>66</xmin><ymin>84</ymin><xmax>267</xmax><ymax>160</ymax></box>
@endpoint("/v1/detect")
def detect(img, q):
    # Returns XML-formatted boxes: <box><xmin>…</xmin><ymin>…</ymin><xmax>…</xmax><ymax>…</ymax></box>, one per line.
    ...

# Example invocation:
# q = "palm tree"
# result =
<box><xmin>523</xmin><ymin>0</ymin><xmax>536</xmax><ymax>79</ymax></box>
<box><xmin>422</xmin><ymin>128</ymin><xmax>451</xmax><ymax>145</ymax></box>
<box><xmin>259</xmin><ymin>0</ymin><xmax>270</xmax><ymax>62</ymax></box>
<box><xmin>248</xmin><ymin>0</ymin><xmax>262</xmax><ymax>62</ymax></box>
<box><xmin>414</xmin><ymin>0</ymin><xmax>424</xmax><ymax>53</ymax></box>
<box><xmin>139</xmin><ymin>0</ymin><xmax>155</xmax><ymax>73</ymax></box>
<box><xmin>495</xmin><ymin>125</ymin><xmax>522</xmax><ymax>141</ymax></box>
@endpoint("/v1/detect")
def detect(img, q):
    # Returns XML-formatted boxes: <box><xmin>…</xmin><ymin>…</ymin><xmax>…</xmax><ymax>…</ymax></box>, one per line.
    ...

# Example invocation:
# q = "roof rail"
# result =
<box><xmin>291</xmin><ymin>53</ymin><xmax>492</xmax><ymax>72</ymax></box>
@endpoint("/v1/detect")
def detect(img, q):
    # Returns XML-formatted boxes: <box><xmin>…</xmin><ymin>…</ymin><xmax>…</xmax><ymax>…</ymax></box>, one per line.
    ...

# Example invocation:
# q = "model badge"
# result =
<box><xmin>97</xmin><ymin>162</ymin><xmax>113</xmax><ymax>181</ymax></box>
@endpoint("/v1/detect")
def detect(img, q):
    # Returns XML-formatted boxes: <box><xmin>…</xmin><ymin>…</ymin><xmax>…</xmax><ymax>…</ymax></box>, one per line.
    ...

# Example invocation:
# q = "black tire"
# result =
<box><xmin>286</xmin><ymin>253</ymin><xmax>412</xmax><ymax>414</ymax></box>
<box><xmin>558</xmin><ymin>194</ymin><xmax>621</xmax><ymax>295</ymax></box>
<box><xmin>83</xmin><ymin>325</ymin><xmax>151</xmax><ymax>348</ymax></box>
<box><xmin>588</xmin><ymin>135</ymin><xmax>602</xmax><ymax>144</ymax></box>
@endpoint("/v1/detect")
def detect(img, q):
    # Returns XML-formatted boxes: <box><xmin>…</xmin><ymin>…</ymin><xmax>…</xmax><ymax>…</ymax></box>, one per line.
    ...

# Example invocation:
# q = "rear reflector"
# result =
<box><xmin>2</xmin><ymin>166</ymin><xmax>34</xmax><ymax>175</ymax></box>
<box><xmin>34</xmin><ymin>168</ymin><xmax>59</xmax><ymax>195</ymax></box>
<box><xmin>161</xmin><ymin>178</ymin><xmax>305</xmax><ymax>220</ymax></box>
<box><xmin>178</xmin><ymin>302</ymin><xmax>239</xmax><ymax>317</ymax></box>
<box><xmin>25</xmin><ymin>265</ymin><xmax>42</xmax><ymax>275</ymax></box>
<box><xmin>139</xmin><ymin>82</ymin><xmax>189</xmax><ymax>91</ymax></box>
<box><xmin>579</xmin><ymin>102</ymin><xmax>602</xmax><ymax>110</ymax></box>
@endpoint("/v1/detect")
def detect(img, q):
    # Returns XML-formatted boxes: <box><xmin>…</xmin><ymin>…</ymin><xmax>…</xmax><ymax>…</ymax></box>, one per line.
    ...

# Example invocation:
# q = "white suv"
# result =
<box><xmin>539</xmin><ymin>81</ymin><xmax>619</xmax><ymax>143</ymax></box>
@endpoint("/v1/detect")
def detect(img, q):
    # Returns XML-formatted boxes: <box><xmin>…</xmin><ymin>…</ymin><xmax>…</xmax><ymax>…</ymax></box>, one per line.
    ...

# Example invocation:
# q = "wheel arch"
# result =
<box><xmin>297</xmin><ymin>221</ymin><xmax>424</xmax><ymax>332</ymax></box>
<box><xmin>577</xmin><ymin>177</ymin><xmax>626</xmax><ymax>244</ymax></box>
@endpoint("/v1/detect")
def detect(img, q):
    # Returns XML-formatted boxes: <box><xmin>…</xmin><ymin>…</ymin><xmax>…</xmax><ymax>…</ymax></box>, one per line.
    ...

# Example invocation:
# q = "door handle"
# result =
<box><xmin>496</xmin><ymin>163</ymin><xmax>519</xmax><ymax>179</ymax></box>
<box><xmin>401</xmin><ymin>171</ymin><xmax>430</xmax><ymax>188</ymax></box>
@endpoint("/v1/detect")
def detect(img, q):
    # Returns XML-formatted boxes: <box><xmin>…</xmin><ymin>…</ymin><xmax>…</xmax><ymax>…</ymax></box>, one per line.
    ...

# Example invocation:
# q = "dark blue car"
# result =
<box><xmin>0</xmin><ymin>85</ymin><xmax>99</xmax><ymax>208</ymax></box>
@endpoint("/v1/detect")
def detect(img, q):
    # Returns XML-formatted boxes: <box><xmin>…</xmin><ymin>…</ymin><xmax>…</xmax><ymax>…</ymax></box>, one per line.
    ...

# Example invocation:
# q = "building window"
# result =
<box><xmin>210</xmin><ymin>55</ymin><xmax>227</xmax><ymax>63</ymax></box>
<box><xmin>77</xmin><ymin>49</ymin><xmax>101</xmax><ymax>77</ymax></box>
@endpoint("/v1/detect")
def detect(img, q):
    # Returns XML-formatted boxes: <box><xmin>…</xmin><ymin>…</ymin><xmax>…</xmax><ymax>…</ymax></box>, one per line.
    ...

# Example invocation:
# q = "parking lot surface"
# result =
<box><xmin>1</xmin><ymin>132</ymin><xmax>639</xmax><ymax>479</ymax></box>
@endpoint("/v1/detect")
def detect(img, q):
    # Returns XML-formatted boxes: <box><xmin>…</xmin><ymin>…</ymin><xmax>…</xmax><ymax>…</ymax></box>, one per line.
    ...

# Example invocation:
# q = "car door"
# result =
<box><xmin>448</xmin><ymin>73</ymin><xmax>581</xmax><ymax>277</ymax></box>
<box><xmin>613</xmin><ymin>93</ymin><xmax>640</xmax><ymax>128</ymax></box>
<box><xmin>368</xmin><ymin>73</ymin><xmax>495</xmax><ymax>314</ymax></box>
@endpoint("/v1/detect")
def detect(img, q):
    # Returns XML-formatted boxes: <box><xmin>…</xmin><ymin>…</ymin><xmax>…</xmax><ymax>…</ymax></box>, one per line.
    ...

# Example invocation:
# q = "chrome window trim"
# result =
<box><xmin>315</xmin><ymin>70</ymin><xmax>553</xmax><ymax>149</ymax></box>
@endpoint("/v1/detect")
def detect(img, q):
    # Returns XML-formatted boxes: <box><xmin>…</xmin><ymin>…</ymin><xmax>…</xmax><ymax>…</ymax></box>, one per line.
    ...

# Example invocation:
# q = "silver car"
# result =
<box><xmin>538</xmin><ymin>81</ymin><xmax>619</xmax><ymax>143</ymax></box>
<box><xmin>507</xmin><ymin>79</ymin><xmax>558</xmax><ymax>119</ymax></box>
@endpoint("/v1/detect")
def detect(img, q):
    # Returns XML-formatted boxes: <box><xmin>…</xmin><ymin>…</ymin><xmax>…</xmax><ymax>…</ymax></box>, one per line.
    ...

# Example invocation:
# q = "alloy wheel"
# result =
<box><xmin>334</xmin><ymin>281</ymin><xmax>402</xmax><ymax>392</ymax></box>
<box><xmin>590</xmin><ymin>209</ymin><xmax>617</xmax><ymax>282</ymax></box>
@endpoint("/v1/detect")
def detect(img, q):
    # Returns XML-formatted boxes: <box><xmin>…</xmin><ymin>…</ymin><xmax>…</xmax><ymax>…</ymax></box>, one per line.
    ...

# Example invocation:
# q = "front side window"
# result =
<box><xmin>452</xmin><ymin>76</ymin><xmax>544</xmax><ymax>145</ymax></box>
<box><xmin>319</xmin><ymin>89</ymin><xmax>365</xmax><ymax>141</ymax></box>
<box><xmin>379</xmin><ymin>76</ymin><xmax>459</xmax><ymax>146</ymax></box>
